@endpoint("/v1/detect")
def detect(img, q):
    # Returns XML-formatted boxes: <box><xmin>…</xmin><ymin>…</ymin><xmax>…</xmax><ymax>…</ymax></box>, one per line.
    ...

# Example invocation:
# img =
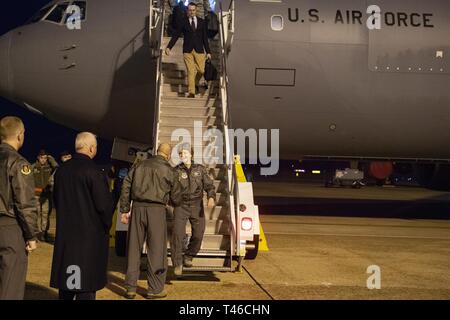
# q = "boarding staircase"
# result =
<box><xmin>149</xmin><ymin>0</ymin><xmax>237</xmax><ymax>272</ymax></box>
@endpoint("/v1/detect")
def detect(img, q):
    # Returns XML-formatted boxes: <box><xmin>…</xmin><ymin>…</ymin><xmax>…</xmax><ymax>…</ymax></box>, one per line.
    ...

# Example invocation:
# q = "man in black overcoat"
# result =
<box><xmin>50</xmin><ymin>132</ymin><xmax>114</xmax><ymax>300</ymax></box>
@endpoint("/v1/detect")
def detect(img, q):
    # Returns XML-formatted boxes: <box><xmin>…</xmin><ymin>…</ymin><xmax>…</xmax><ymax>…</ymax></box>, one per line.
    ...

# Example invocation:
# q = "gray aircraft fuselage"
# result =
<box><xmin>0</xmin><ymin>0</ymin><xmax>449</xmax><ymax>161</ymax></box>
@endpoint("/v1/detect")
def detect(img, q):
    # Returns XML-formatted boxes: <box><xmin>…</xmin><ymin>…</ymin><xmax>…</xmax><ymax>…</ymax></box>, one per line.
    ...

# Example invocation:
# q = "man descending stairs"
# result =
<box><xmin>156</xmin><ymin>6</ymin><xmax>232</xmax><ymax>273</ymax></box>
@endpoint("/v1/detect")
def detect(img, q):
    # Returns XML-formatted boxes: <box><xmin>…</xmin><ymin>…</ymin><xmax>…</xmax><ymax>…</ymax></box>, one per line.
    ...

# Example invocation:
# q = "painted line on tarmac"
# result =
<box><xmin>265</xmin><ymin>231</ymin><xmax>450</xmax><ymax>240</ymax></box>
<box><xmin>242</xmin><ymin>266</ymin><xmax>275</xmax><ymax>301</ymax></box>
<box><xmin>261</xmin><ymin>221</ymin><xmax>450</xmax><ymax>230</ymax></box>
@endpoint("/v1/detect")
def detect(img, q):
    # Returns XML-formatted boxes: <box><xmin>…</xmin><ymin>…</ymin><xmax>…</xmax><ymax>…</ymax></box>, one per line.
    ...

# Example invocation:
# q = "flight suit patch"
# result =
<box><xmin>193</xmin><ymin>171</ymin><xmax>201</xmax><ymax>177</ymax></box>
<box><xmin>181</xmin><ymin>172</ymin><xmax>188</xmax><ymax>179</ymax></box>
<box><xmin>21</xmin><ymin>165</ymin><xmax>32</xmax><ymax>175</ymax></box>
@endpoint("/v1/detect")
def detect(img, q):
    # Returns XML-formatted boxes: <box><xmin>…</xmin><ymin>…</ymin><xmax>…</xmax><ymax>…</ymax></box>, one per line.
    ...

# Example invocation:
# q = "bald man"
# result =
<box><xmin>119</xmin><ymin>143</ymin><xmax>182</xmax><ymax>299</ymax></box>
<box><xmin>0</xmin><ymin>116</ymin><xmax>39</xmax><ymax>300</ymax></box>
<box><xmin>50</xmin><ymin>132</ymin><xmax>114</xmax><ymax>300</ymax></box>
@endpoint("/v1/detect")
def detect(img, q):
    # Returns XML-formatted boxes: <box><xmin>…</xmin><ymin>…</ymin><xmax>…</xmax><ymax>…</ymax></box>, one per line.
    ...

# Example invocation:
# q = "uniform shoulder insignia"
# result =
<box><xmin>21</xmin><ymin>164</ymin><xmax>32</xmax><ymax>175</ymax></box>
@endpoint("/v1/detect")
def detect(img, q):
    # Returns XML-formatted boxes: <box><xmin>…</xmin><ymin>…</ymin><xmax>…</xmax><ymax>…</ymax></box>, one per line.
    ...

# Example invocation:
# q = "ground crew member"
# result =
<box><xmin>0</xmin><ymin>116</ymin><xmax>38</xmax><ymax>300</ymax></box>
<box><xmin>171</xmin><ymin>144</ymin><xmax>215</xmax><ymax>276</ymax></box>
<box><xmin>119</xmin><ymin>143</ymin><xmax>182</xmax><ymax>299</ymax></box>
<box><xmin>32</xmin><ymin>149</ymin><xmax>58</xmax><ymax>242</ymax></box>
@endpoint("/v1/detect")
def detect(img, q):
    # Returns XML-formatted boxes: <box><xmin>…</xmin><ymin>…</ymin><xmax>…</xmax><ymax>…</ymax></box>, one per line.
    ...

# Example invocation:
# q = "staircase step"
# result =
<box><xmin>163</xmin><ymin>76</ymin><xmax>219</xmax><ymax>86</ymax></box>
<box><xmin>161</xmin><ymin>97</ymin><xmax>220</xmax><ymax>107</ymax></box>
<box><xmin>167</xmin><ymin>219</ymin><xmax>229</xmax><ymax>235</ymax></box>
<box><xmin>194</xmin><ymin>249</ymin><xmax>229</xmax><ymax>257</ymax></box>
<box><xmin>163</xmin><ymin>69</ymin><xmax>187</xmax><ymax>78</ymax></box>
<box><xmin>162</xmin><ymin>63</ymin><xmax>188</xmax><ymax>72</ymax></box>
<box><xmin>158</xmin><ymin>135</ymin><xmax>223</xmax><ymax>148</ymax></box>
<box><xmin>162</xmin><ymin>83</ymin><xmax>219</xmax><ymax>92</ymax></box>
<box><xmin>200</xmin><ymin>234</ymin><xmax>230</xmax><ymax>250</ymax></box>
<box><xmin>207</xmin><ymin>166</ymin><xmax>228</xmax><ymax>180</ymax></box>
<box><xmin>166</xmin><ymin>233</ymin><xmax>230</xmax><ymax>251</ymax></box>
<box><xmin>162</xmin><ymin>70</ymin><xmax>221</xmax><ymax>82</ymax></box>
<box><xmin>203</xmin><ymin>194</ymin><xmax>228</xmax><ymax>208</ymax></box>
<box><xmin>157</xmin><ymin>137</ymin><xmax>226</xmax><ymax>154</ymax></box>
<box><xmin>204</xmin><ymin>205</ymin><xmax>229</xmax><ymax>220</ymax></box>
<box><xmin>160</xmin><ymin>115</ymin><xmax>222</xmax><ymax>127</ymax></box>
<box><xmin>181</xmin><ymin>265</ymin><xmax>233</xmax><ymax>272</ymax></box>
<box><xmin>162</xmin><ymin>91</ymin><xmax>217</xmax><ymax>98</ymax></box>
<box><xmin>162</xmin><ymin>63</ymin><xmax>221</xmax><ymax>75</ymax></box>
<box><xmin>162</xmin><ymin>48</ymin><xmax>222</xmax><ymax>56</ymax></box>
<box><xmin>163</xmin><ymin>77</ymin><xmax>188</xmax><ymax>85</ymax></box>
<box><xmin>159</xmin><ymin>125</ymin><xmax>222</xmax><ymax>137</ymax></box>
<box><xmin>167</xmin><ymin>257</ymin><xmax>231</xmax><ymax>269</ymax></box>
<box><xmin>161</xmin><ymin>106</ymin><xmax>221</xmax><ymax>117</ymax></box>
<box><xmin>187</xmin><ymin>219</ymin><xmax>229</xmax><ymax>235</ymax></box>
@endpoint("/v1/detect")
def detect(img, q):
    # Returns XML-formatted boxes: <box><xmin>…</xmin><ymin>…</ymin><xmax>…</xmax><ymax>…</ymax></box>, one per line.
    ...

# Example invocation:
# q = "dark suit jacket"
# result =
<box><xmin>50</xmin><ymin>153</ymin><xmax>114</xmax><ymax>292</ymax></box>
<box><xmin>167</xmin><ymin>16</ymin><xmax>211</xmax><ymax>54</ymax></box>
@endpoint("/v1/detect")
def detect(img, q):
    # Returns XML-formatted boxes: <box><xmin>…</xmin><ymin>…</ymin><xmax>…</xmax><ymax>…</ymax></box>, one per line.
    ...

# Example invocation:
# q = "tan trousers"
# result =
<box><xmin>183</xmin><ymin>50</ymin><xmax>206</xmax><ymax>95</ymax></box>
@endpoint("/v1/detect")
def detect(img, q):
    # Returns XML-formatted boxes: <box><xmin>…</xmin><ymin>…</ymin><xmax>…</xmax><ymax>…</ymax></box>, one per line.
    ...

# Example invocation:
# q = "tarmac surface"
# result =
<box><xmin>24</xmin><ymin>183</ymin><xmax>450</xmax><ymax>300</ymax></box>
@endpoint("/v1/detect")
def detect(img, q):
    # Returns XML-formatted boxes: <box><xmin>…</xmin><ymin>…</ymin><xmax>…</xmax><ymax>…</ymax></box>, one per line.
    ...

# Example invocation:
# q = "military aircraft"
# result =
<box><xmin>0</xmin><ymin>0</ymin><xmax>449</xmax><ymax>186</ymax></box>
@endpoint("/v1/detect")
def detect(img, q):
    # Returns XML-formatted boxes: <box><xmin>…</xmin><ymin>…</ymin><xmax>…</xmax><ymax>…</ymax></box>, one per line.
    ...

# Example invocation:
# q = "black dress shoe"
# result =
<box><xmin>188</xmin><ymin>94</ymin><xmax>195</xmax><ymax>98</ymax></box>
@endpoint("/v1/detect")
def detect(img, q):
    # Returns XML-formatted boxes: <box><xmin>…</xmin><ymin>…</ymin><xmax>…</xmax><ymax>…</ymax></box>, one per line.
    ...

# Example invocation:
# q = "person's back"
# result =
<box><xmin>0</xmin><ymin>144</ymin><xmax>24</xmax><ymax>217</ymax></box>
<box><xmin>0</xmin><ymin>117</ymin><xmax>38</xmax><ymax>300</ymax></box>
<box><xmin>0</xmin><ymin>143</ymin><xmax>37</xmax><ymax>234</ymax></box>
<box><xmin>53</xmin><ymin>155</ymin><xmax>110</xmax><ymax>238</ymax></box>
<box><xmin>124</xmin><ymin>155</ymin><xmax>179</xmax><ymax>206</ymax></box>
<box><xmin>119</xmin><ymin>144</ymin><xmax>181</xmax><ymax>299</ymax></box>
<box><xmin>50</xmin><ymin>133</ymin><xmax>113</xmax><ymax>300</ymax></box>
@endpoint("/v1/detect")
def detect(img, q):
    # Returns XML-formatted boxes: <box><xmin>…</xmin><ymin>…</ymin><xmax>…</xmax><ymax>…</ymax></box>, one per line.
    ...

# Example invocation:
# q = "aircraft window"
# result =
<box><xmin>271</xmin><ymin>15</ymin><xmax>284</xmax><ymax>31</ymax></box>
<box><xmin>29</xmin><ymin>5</ymin><xmax>53</xmax><ymax>23</ymax></box>
<box><xmin>65</xmin><ymin>1</ymin><xmax>87</xmax><ymax>23</ymax></box>
<box><xmin>45</xmin><ymin>3</ymin><xmax>70</xmax><ymax>24</ymax></box>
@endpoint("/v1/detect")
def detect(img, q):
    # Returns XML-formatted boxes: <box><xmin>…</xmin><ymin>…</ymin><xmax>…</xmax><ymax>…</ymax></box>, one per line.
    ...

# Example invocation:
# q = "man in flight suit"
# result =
<box><xmin>32</xmin><ymin>149</ymin><xmax>58</xmax><ymax>242</ymax></box>
<box><xmin>0</xmin><ymin>116</ymin><xmax>39</xmax><ymax>300</ymax></box>
<box><xmin>171</xmin><ymin>143</ymin><xmax>215</xmax><ymax>276</ymax></box>
<box><xmin>119</xmin><ymin>143</ymin><xmax>181</xmax><ymax>299</ymax></box>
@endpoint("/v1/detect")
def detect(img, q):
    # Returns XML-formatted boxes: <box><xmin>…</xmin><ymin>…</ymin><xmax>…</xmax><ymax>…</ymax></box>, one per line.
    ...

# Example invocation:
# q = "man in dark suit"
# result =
<box><xmin>165</xmin><ymin>2</ymin><xmax>212</xmax><ymax>98</ymax></box>
<box><xmin>50</xmin><ymin>132</ymin><xmax>114</xmax><ymax>300</ymax></box>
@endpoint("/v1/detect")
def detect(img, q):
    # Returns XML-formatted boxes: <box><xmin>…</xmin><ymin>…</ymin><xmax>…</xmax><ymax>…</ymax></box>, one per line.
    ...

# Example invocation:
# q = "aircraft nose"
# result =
<box><xmin>0</xmin><ymin>32</ymin><xmax>12</xmax><ymax>98</ymax></box>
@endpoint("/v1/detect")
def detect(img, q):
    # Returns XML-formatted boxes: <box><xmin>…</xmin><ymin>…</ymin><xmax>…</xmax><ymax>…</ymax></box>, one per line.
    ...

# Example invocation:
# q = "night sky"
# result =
<box><xmin>0</xmin><ymin>1</ymin><xmax>112</xmax><ymax>164</ymax></box>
